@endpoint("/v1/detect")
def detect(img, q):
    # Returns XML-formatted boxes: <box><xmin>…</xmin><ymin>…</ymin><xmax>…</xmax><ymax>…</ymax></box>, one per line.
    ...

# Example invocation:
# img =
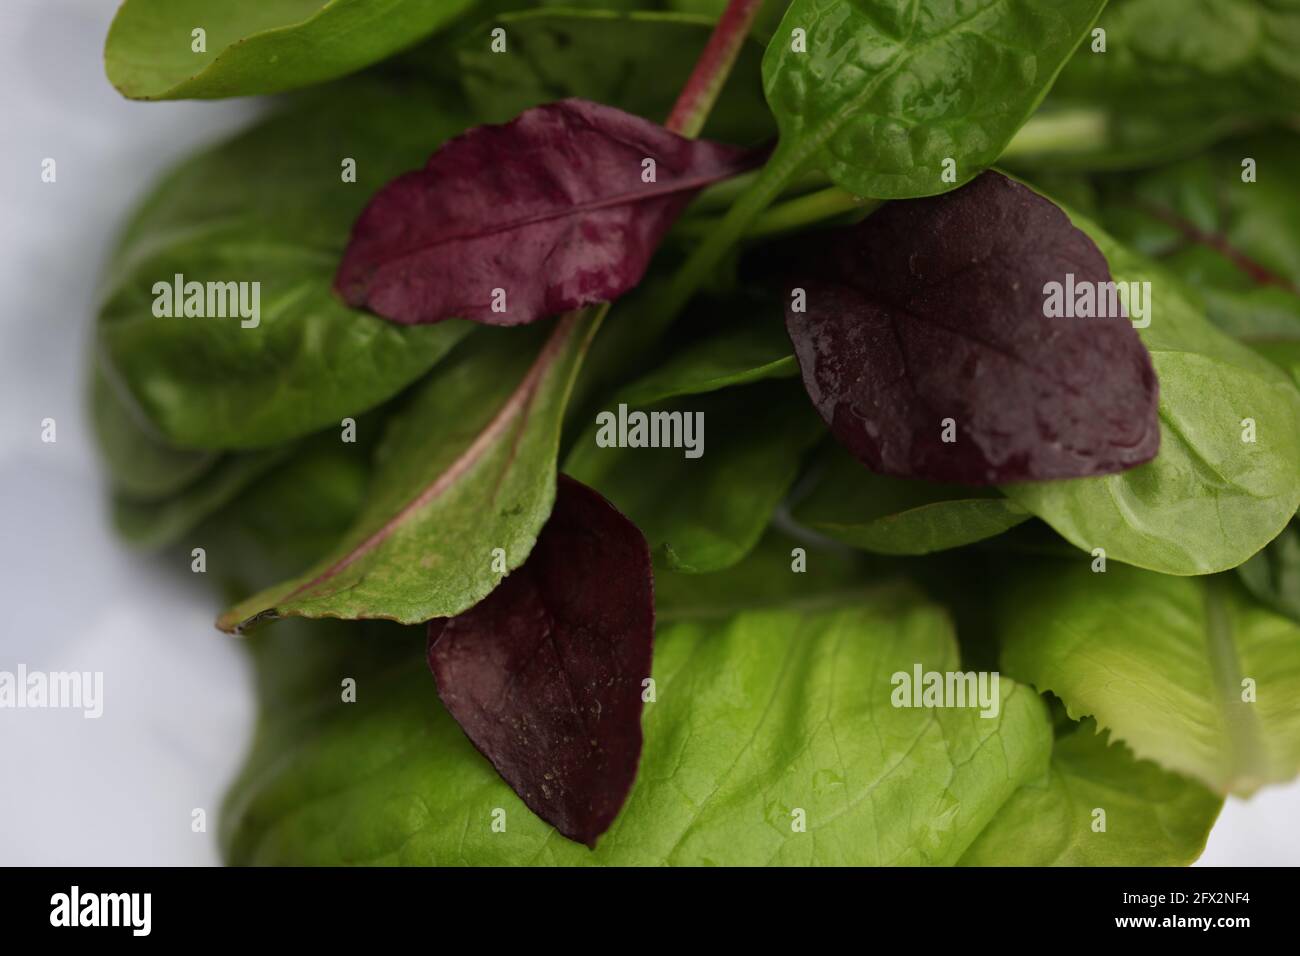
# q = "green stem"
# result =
<box><xmin>747</xmin><ymin>186</ymin><xmax>877</xmax><ymax>236</ymax></box>
<box><xmin>690</xmin><ymin>165</ymin><xmax>832</xmax><ymax>213</ymax></box>
<box><xmin>1001</xmin><ymin>108</ymin><xmax>1109</xmax><ymax>159</ymax></box>
<box><xmin>660</xmin><ymin>154</ymin><xmax>795</xmax><ymax>319</ymax></box>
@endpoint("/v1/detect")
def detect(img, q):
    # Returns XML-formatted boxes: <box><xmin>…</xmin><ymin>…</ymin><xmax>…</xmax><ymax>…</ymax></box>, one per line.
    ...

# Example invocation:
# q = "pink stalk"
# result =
<box><xmin>665</xmin><ymin>0</ymin><xmax>766</xmax><ymax>138</ymax></box>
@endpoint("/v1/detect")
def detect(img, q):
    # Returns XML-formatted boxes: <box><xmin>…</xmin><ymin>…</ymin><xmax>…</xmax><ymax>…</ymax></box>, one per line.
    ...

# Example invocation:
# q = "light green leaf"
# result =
<box><xmin>1001</xmin><ymin>206</ymin><xmax>1300</xmax><ymax>575</ymax></box>
<box><xmin>567</xmin><ymin>380</ymin><xmax>824</xmax><ymax>572</ymax></box>
<box><xmin>760</xmin><ymin>0</ymin><xmax>1105</xmax><ymax>199</ymax></box>
<box><xmin>996</xmin><ymin>560</ymin><xmax>1300</xmax><ymax>795</ymax></box>
<box><xmin>459</xmin><ymin>10</ymin><xmax>775</xmax><ymax>144</ymax></box>
<box><xmin>105</xmin><ymin>0</ymin><xmax>472</xmax><ymax>100</ymax></box>
<box><xmin>222</xmin><ymin>583</ymin><xmax>1051</xmax><ymax>864</ymax></box>
<box><xmin>97</xmin><ymin>77</ymin><xmax>474</xmax><ymax>450</ymax></box>
<box><xmin>794</xmin><ymin>443</ymin><xmax>1031</xmax><ymax>555</ymax></box>
<box><xmin>218</xmin><ymin>313</ymin><xmax>599</xmax><ymax>632</ymax></box>
<box><xmin>960</xmin><ymin>720</ymin><xmax>1222</xmax><ymax>866</ymax></box>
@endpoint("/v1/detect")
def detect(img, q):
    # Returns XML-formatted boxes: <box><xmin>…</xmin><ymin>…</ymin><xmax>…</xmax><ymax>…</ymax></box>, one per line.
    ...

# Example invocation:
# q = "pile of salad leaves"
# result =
<box><xmin>94</xmin><ymin>0</ymin><xmax>1300</xmax><ymax>866</ymax></box>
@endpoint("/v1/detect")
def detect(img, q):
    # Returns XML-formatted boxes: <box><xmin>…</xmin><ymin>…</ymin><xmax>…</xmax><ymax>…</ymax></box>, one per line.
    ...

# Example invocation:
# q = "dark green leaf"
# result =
<box><xmin>1238</xmin><ymin>519</ymin><xmax>1300</xmax><ymax>625</ymax></box>
<box><xmin>1087</xmin><ymin>131</ymin><xmax>1300</xmax><ymax>360</ymax></box>
<box><xmin>91</xmin><ymin>358</ymin><xmax>215</xmax><ymax>499</ymax></box>
<box><xmin>618</xmin><ymin>316</ymin><xmax>797</xmax><ymax>407</ymax></box>
<box><xmin>567</xmin><ymin>379</ymin><xmax>823</xmax><ymax>573</ymax></box>
<box><xmin>1008</xmin><ymin>0</ymin><xmax>1300</xmax><ymax>171</ymax></box>
<box><xmin>113</xmin><ymin>447</ymin><xmax>291</xmax><ymax>551</ymax></box>
<box><xmin>98</xmin><ymin>77</ymin><xmax>475</xmax><ymax>450</ymax></box>
<box><xmin>459</xmin><ymin>10</ymin><xmax>775</xmax><ymax>144</ymax></box>
<box><xmin>793</xmin><ymin>443</ymin><xmax>1030</xmax><ymax>555</ymax></box>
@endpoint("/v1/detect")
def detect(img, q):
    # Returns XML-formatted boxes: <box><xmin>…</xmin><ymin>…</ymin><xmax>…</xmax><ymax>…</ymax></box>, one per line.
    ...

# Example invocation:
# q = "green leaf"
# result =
<box><xmin>458</xmin><ymin>10</ymin><xmax>775</xmax><ymax>144</ymax></box>
<box><xmin>1086</xmin><ymin>130</ymin><xmax>1300</xmax><ymax>354</ymax></box>
<box><xmin>760</xmin><ymin>0</ymin><xmax>1105</xmax><ymax>199</ymax></box>
<box><xmin>794</xmin><ymin>443</ymin><xmax>1031</xmax><ymax>555</ymax></box>
<box><xmin>199</xmin><ymin>434</ymin><xmax>377</xmax><ymax>588</ymax></box>
<box><xmin>566</xmin><ymin>378</ymin><xmax>823</xmax><ymax>573</ymax></box>
<box><xmin>654</xmin><ymin>530</ymin><xmax>885</xmax><ymax>620</ymax></box>
<box><xmin>91</xmin><ymin>358</ymin><xmax>215</xmax><ymax>499</ymax></box>
<box><xmin>218</xmin><ymin>313</ymin><xmax>600</xmax><ymax>632</ymax></box>
<box><xmin>618</xmin><ymin>316</ymin><xmax>798</xmax><ymax>407</ymax></box>
<box><xmin>105</xmin><ymin>0</ymin><xmax>473</xmax><ymax>100</ymax></box>
<box><xmin>1238</xmin><ymin>519</ymin><xmax>1300</xmax><ymax>625</ymax></box>
<box><xmin>996</xmin><ymin>560</ymin><xmax>1300</xmax><ymax>795</ymax></box>
<box><xmin>1001</xmin><ymin>204</ymin><xmax>1300</xmax><ymax>575</ymax></box>
<box><xmin>222</xmin><ymin>583</ymin><xmax>1051</xmax><ymax>864</ymax></box>
<box><xmin>1007</xmin><ymin>1</ymin><xmax>1300</xmax><ymax>171</ymax></box>
<box><xmin>960</xmin><ymin>720</ymin><xmax>1222</xmax><ymax>866</ymax></box>
<box><xmin>112</xmin><ymin>447</ymin><xmax>292</xmax><ymax>551</ymax></box>
<box><xmin>97</xmin><ymin>76</ymin><xmax>475</xmax><ymax>450</ymax></box>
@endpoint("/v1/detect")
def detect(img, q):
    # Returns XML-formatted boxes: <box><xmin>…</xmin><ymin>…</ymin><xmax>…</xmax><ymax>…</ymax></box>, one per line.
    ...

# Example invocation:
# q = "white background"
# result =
<box><xmin>0</xmin><ymin>0</ymin><xmax>1296</xmax><ymax>866</ymax></box>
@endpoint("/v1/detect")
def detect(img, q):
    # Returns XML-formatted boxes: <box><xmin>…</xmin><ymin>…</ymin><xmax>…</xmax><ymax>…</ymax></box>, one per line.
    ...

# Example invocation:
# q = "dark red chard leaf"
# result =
<box><xmin>427</xmin><ymin>475</ymin><xmax>654</xmax><ymax>847</ymax></box>
<box><xmin>337</xmin><ymin>98</ymin><xmax>757</xmax><ymax>326</ymax></box>
<box><xmin>785</xmin><ymin>171</ymin><xmax>1160</xmax><ymax>485</ymax></box>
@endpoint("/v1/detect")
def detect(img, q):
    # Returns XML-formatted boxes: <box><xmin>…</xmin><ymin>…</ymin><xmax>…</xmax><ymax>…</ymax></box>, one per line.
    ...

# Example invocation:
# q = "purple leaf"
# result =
<box><xmin>427</xmin><ymin>475</ymin><xmax>654</xmax><ymax>847</ymax></box>
<box><xmin>785</xmin><ymin>171</ymin><xmax>1160</xmax><ymax>485</ymax></box>
<box><xmin>336</xmin><ymin>98</ymin><xmax>757</xmax><ymax>326</ymax></box>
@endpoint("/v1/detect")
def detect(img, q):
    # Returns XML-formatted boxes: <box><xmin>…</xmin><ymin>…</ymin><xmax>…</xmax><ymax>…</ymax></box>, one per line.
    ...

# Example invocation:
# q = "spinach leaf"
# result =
<box><xmin>996</xmin><ymin>560</ymin><xmax>1300</xmax><ymax>795</ymax></box>
<box><xmin>1050</xmin><ymin>0</ymin><xmax>1300</xmax><ymax>124</ymax></box>
<box><xmin>653</xmin><ymin>530</ymin><xmax>883</xmax><ymax>620</ymax></box>
<box><xmin>222</xmin><ymin>583</ymin><xmax>1051</xmax><ymax>864</ymax></box>
<box><xmin>97</xmin><ymin>77</ymin><xmax>475</xmax><ymax>450</ymax></box>
<box><xmin>617</xmin><ymin>315</ymin><xmax>797</xmax><ymax>407</ymax></box>
<box><xmin>960</xmin><ymin>719</ymin><xmax>1222</xmax><ymax>866</ymax></box>
<box><xmin>91</xmin><ymin>358</ymin><xmax>215</xmax><ymax>499</ymax></box>
<box><xmin>760</xmin><ymin>0</ymin><xmax>1104</xmax><ymax>199</ymax></box>
<box><xmin>112</xmin><ymin>446</ymin><xmax>292</xmax><ymax>551</ymax></box>
<box><xmin>201</xmin><ymin>434</ymin><xmax>377</xmax><ymax>585</ymax></box>
<box><xmin>1002</xmin><ymin>204</ymin><xmax>1300</xmax><ymax>575</ymax></box>
<box><xmin>427</xmin><ymin>476</ymin><xmax>654</xmax><ymax>847</ymax></box>
<box><xmin>792</xmin><ymin>442</ymin><xmax>1031</xmax><ymax>555</ymax></box>
<box><xmin>1238</xmin><ymin>520</ymin><xmax>1300</xmax><ymax>625</ymax></box>
<box><xmin>459</xmin><ymin>10</ymin><xmax>775</xmax><ymax>144</ymax></box>
<box><xmin>566</xmin><ymin>380</ymin><xmax>824</xmax><ymax>571</ymax></box>
<box><xmin>105</xmin><ymin>0</ymin><xmax>472</xmax><ymax>100</ymax></box>
<box><xmin>1087</xmin><ymin>131</ymin><xmax>1300</xmax><ymax>364</ymax></box>
<box><xmin>218</xmin><ymin>313</ymin><xmax>600</xmax><ymax>632</ymax></box>
<box><xmin>336</xmin><ymin>99</ymin><xmax>759</xmax><ymax>327</ymax></box>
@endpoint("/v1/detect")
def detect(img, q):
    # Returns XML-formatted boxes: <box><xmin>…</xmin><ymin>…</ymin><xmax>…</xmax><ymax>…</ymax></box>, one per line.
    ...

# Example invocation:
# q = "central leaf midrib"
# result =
<box><xmin>1202</xmin><ymin>578</ymin><xmax>1270</xmax><ymax>791</ymax></box>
